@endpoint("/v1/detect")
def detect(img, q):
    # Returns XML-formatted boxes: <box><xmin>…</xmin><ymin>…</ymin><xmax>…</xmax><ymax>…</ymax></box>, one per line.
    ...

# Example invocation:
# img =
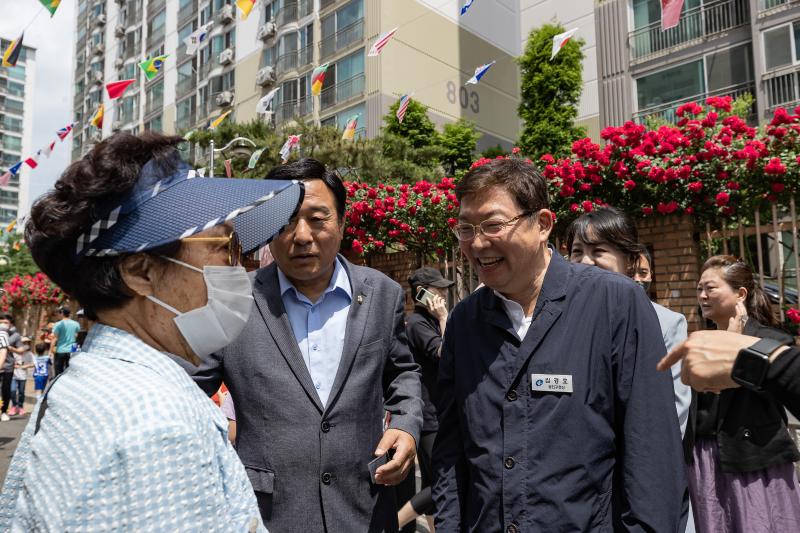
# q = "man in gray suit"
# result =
<box><xmin>192</xmin><ymin>158</ymin><xmax>423</xmax><ymax>533</ymax></box>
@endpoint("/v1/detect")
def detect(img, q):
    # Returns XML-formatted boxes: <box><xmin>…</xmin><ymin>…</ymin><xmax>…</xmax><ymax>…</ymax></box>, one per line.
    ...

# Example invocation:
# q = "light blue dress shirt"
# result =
<box><xmin>277</xmin><ymin>257</ymin><xmax>352</xmax><ymax>407</ymax></box>
<box><xmin>0</xmin><ymin>324</ymin><xmax>265</xmax><ymax>532</ymax></box>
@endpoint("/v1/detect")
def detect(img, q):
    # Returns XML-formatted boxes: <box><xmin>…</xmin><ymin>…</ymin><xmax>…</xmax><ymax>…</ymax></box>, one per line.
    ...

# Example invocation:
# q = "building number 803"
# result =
<box><xmin>447</xmin><ymin>81</ymin><xmax>480</xmax><ymax>113</ymax></box>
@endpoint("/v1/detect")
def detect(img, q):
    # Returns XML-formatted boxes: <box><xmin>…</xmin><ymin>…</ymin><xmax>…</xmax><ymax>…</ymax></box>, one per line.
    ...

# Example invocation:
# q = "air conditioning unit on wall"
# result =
<box><xmin>215</xmin><ymin>90</ymin><xmax>234</xmax><ymax>107</ymax></box>
<box><xmin>218</xmin><ymin>4</ymin><xmax>234</xmax><ymax>24</ymax></box>
<box><xmin>219</xmin><ymin>48</ymin><xmax>234</xmax><ymax>65</ymax></box>
<box><xmin>257</xmin><ymin>22</ymin><xmax>277</xmax><ymax>41</ymax></box>
<box><xmin>256</xmin><ymin>66</ymin><xmax>276</xmax><ymax>87</ymax></box>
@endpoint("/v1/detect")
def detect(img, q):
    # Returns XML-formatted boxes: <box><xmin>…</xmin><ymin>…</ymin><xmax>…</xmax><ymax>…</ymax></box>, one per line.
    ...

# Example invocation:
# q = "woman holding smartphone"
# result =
<box><xmin>399</xmin><ymin>267</ymin><xmax>453</xmax><ymax>532</ymax></box>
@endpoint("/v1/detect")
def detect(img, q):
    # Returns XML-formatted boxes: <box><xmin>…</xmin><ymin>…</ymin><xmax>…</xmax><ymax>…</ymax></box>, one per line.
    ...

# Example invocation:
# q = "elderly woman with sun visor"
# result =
<box><xmin>0</xmin><ymin>132</ymin><xmax>303</xmax><ymax>532</ymax></box>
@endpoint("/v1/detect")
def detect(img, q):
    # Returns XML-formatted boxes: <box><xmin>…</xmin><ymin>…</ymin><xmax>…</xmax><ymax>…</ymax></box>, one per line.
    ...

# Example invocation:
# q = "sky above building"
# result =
<box><xmin>1</xmin><ymin>2</ymin><xmax>75</xmax><ymax>210</ymax></box>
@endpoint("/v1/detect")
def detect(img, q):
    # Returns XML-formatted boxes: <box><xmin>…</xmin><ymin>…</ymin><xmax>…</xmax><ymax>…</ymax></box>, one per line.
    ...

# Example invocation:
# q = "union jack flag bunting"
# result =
<box><xmin>56</xmin><ymin>123</ymin><xmax>73</xmax><ymax>141</ymax></box>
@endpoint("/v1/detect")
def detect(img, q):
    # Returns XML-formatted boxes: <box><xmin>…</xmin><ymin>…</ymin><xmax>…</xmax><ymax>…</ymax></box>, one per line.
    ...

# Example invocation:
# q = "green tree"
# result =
<box><xmin>438</xmin><ymin>119</ymin><xmax>481</xmax><ymax>175</ymax></box>
<box><xmin>481</xmin><ymin>144</ymin><xmax>507</xmax><ymax>159</ymax></box>
<box><xmin>0</xmin><ymin>236</ymin><xmax>40</xmax><ymax>285</ymax></box>
<box><xmin>188</xmin><ymin>119</ymin><xmax>444</xmax><ymax>183</ymax></box>
<box><xmin>518</xmin><ymin>24</ymin><xmax>586</xmax><ymax>159</ymax></box>
<box><xmin>383</xmin><ymin>98</ymin><xmax>439</xmax><ymax>149</ymax></box>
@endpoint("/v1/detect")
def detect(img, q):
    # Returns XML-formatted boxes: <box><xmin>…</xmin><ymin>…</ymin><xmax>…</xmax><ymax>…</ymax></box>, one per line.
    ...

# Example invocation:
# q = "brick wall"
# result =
<box><xmin>637</xmin><ymin>214</ymin><xmax>703</xmax><ymax>332</ymax></box>
<box><xmin>344</xmin><ymin>250</ymin><xmax>423</xmax><ymax>313</ymax></box>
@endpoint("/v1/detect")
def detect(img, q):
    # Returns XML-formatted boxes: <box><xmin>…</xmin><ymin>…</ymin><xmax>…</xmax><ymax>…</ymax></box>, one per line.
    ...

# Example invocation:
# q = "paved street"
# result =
<box><xmin>0</xmin><ymin>381</ymin><xmax>38</xmax><ymax>486</ymax></box>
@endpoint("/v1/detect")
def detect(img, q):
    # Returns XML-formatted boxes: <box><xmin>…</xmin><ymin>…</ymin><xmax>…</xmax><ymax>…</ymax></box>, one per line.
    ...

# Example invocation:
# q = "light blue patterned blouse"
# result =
<box><xmin>0</xmin><ymin>324</ymin><xmax>266</xmax><ymax>532</ymax></box>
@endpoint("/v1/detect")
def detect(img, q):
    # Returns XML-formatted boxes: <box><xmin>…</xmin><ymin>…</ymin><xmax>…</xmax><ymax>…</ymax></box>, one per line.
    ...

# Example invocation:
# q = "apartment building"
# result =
<box><xmin>595</xmin><ymin>0</ymin><xmax>800</xmax><ymax>128</ymax></box>
<box><xmin>70</xmin><ymin>0</ymin><xmax>524</xmax><ymax>161</ymax></box>
<box><xmin>0</xmin><ymin>37</ymin><xmax>36</xmax><ymax>225</ymax></box>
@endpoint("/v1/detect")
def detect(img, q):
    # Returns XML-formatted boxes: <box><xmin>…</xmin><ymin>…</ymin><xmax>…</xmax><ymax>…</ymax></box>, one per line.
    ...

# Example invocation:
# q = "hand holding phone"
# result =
<box><xmin>368</xmin><ymin>453</ymin><xmax>390</xmax><ymax>484</ymax></box>
<box><xmin>416</xmin><ymin>287</ymin><xmax>435</xmax><ymax>306</ymax></box>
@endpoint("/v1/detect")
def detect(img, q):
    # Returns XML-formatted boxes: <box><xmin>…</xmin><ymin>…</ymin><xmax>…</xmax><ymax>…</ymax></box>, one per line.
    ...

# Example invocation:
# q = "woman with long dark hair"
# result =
<box><xmin>691</xmin><ymin>255</ymin><xmax>800</xmax><ymax>531</ymax></box>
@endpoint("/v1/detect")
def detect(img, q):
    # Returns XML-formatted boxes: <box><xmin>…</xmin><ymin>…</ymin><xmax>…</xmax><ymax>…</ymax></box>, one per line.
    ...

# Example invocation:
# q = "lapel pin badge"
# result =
<box><xmin>357</xmin><ymin>295</ymin><xmax>364</xmax><ymax>304</ymax></box>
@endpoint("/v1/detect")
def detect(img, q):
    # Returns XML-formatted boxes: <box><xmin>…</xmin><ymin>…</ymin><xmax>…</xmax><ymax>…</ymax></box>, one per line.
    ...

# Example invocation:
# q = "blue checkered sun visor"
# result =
<box><xmin>78</xmin><ymin>164</ymin><xmax>304</xmax><ymax>258</ymax></box>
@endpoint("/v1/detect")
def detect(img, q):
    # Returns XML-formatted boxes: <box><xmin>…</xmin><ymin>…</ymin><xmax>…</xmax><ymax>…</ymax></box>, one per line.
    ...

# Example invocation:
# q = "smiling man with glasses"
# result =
<box><xmin>432</xmin><ymin>157</ymin><xmax>688</xmax><ymax>532</ymax></box>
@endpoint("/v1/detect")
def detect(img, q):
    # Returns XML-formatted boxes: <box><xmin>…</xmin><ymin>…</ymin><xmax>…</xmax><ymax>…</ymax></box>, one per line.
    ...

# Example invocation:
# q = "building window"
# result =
<box><xmin>6</xmin><ymin>81</ymin><xmax>24</xmax><ymax>98</ymax></box>
<box><xmin>261</xmin><ymin>46</ymin><xmax>275</xmax><ymax>67</ymax></box>
<box><xmin>3</xmin><ymin>97</ymin><xmax>24</xmax><ymax>115</ymax></box>
<box><xmin>200</xmin><ymin>1</ymin><xmax>212</xmax><ymax>24</ymax></box>
<box><xmin>6</xmin><ymin>66</ymin><xmax>24</xmax><ymax>81</ymax></box>
<box><xmin>320</xmin><ymin>49</ymin><xmax>364</xmax><ymax>109</ymax></box>
<box><xmin>145</xmin><ymin>114</ymin><xmax>163</xmax><ymax>132</ymax></box>
<box><xmin>0</xmin><ymin>190</ymin><xmax>19</xmax><ymax>204</ymax></box>
<box><xmin>178</xmin><ymin>21</ymin><xmax>197</xmax><ymax>56</ymax></box>
<box><xmin>148</xmin><ymin>8</ymin><xmax>167</xmax><ymax>43</ymax></box>
<box><xmin>263</xmin><ymin>0</ymin><xmax>278</xmax><ymax>22</ymax></box>
<box><xmin>0</xmin><ymin>135</ymin><xmax>22</xmax><ymax>152</ymax></box>
<box><xmin>145</xmin><ymin>80</ymin><xmax>164</xmax><ymax>114</ymax></box>
<box><xmin>210</xmin><ymin>70</ymin><xmax>235</xmax><ymax>94</ymax></box>
<box><xmin>631</xmin><ymin>0</ymin><xmax>700</xmax><ymax>30</ymax></box>
<box><xmin>1</xmin><ymin>116</ymin><xmax>23</xmax><ymax>134</ymax></box>
<box><xmin>177</xmin><ymin>60</ymin><xmax>196</xmax><ymax>95</ymax></box>
<box><xmin>320</xmin><ymin>0</ymin><xmax>363</xmax><ymax>58</ymax></box>
<box><xmin>176</xmin><ymin>95</ymin><xmax>197</xmax><ymax>131</ymax></box>
<box><xmin>336</xmin><ymin>102</ymin><xmax>364</xmax><ymax>131</ymax></box>
<box><xmin>636</xmin><ymin>43</ymin><xmax>753</xmax><ymax>115</ymax></box>
<box><xmin>211</xmin><ymin>29</ymin><xmax>236</xmax><ymax>56</ymax></box>
<box><xmin>707</xmin><ymin>43</ymin><xmax>753</xmax><ymax>92</ymax></box>
<box><xmin>637</xmin><ymin>60</ymin><xmax>705</xmax><ymax>110</ymax></box>
<box><xmin>763</xmin><ymin>21</ymin><xmax>800</xmax><ymax>70</ymax></box>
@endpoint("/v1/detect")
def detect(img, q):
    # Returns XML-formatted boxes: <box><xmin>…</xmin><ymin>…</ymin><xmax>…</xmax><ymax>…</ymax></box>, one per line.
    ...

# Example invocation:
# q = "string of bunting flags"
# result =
<box><xmin>0</xmin><ymin>0</ymin><xmax>690</xmax><ymax>192</ymax></box>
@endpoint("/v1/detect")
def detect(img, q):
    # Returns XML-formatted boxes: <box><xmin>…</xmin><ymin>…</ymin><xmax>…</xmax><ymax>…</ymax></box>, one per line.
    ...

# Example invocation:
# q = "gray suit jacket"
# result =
<box><xmin>652</xmin><ymin>302</ymin><xmax>691</xmax><ymax>438</ymax></box>
<box><xmin>192</xmin><ymin>256</ymin><xmax>423</xmax><ymax>533</ymax></box>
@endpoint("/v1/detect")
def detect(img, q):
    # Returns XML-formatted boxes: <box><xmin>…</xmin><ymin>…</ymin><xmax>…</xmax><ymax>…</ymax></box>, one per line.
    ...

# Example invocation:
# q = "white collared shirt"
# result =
<box><xmin>494</xmin><ymin>291</ymin><xmax>533</xmax><ymax>340</ymax></box>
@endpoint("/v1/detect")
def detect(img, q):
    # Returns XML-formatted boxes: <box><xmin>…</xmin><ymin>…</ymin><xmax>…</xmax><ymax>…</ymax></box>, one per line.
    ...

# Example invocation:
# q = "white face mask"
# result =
<box><xmin>147</xmin><ymin>257</ymin><xmax>254</xmax><ymax>359</ymax></box>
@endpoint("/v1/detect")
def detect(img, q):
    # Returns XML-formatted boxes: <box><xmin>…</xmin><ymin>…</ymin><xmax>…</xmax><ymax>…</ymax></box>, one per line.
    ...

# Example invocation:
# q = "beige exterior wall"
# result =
<box><xmin>233</xmin><ymin>51</ymin><xmax>263</xmax><ymax>124</ymax></box>
<box><xmin>373</xmin><ymin>0</ymin><xmax>520</xmax><ymax>147</ymax></box>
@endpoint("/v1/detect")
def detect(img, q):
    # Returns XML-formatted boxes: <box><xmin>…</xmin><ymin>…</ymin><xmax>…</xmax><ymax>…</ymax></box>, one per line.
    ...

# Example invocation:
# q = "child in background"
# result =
<box><xmin>32</xmin><ymin>343</ymin><xmax>50</xmax><ymax>399</ymax></box>
<box><xmin>10</xmin><ymin>337</ymin><xmax>34</xmax><ymax>415</ymax></box>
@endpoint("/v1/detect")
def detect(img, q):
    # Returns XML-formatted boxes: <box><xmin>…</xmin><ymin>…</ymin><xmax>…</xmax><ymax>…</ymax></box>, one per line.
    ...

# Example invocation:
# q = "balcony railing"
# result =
<box><xmin>764</xmin><ymin>65</ymin><xmax>800</xmax><ymax>115</ymax></box>
<box><xmin>299</xmin><ymin>0</ymin><xmax>313</xmax><ymax>17</ymax></box>
<box><xmin>276</xmin><ymin>2</ymin><xmax>298</xmax><ymax>26</ymax></box>
<box><xmin>146</xmin><ymin>27</ymin><xmax>165</xmax><ymax>50</ymax></box>
<box><xmin>320</xmin><ymin>0</ymin><xmax>336</xmax><ymax>10</ymax></box>
<box><xmin>759</xmin><ymin>0</ymin><xmax>800</xmax><ymax>12</ymax></box>
<box><xmin>144</xmin><ymin>97</ymin><xmax>163</xmax><ymax>117</ymax></box>
<box><xmin>177</xmin><ymin>75</ymin><xmax>196</xmax><ymax>98</ymax></box>
<box><xmin>320</xmin><ymin>19</ymin><xmax>364</xmax><ymax>60</ymax></box>
<box><xmin>275</xmin><ymin>96</ymin><xmax>312</xmax><ymax>124</ymax></box>
<box><xmin>199</xmin><ymin>60</ymin><xmax>212</xmax><ymax>79</ymax></box>
<box><xmin>276</xmin><ymin>51</ymin><xmax>299</xmax><ymax>75</ymax></box>
<box><xmin>629</xmin><ymin>0</ymin><xmax>748</xmax><ymax>63</ymax></box>
<box><xmin>125</xmin><ymin>41</ymin><xmax>141</xmax><ymax>60</ymax></box>
<box><xmin>276</xmin><ymin>99</ymin><xmax>297</xmax><ymax>123</ymax></box>
<box><xmin>633</xmin><ymin>81</ymin><xmax>755</xmax><ymax>124</ymax></box>
<box><xmin>298</xmin><ymin>44</ymin><xmax>313</xmax><ymax>67</ymax></box>
<box><xmin>177</xmin><ymin>0</ymin><xmax>197</xmax><ymax>26</ymax></box>
<box><xmin>148</xmin><ymin>0</ymin><xmax>166</xmax><ymax>15</ymax></box>
<box><xmin>176</xmin><ymin>110</ymin><xmax>196</xmax><ymax>132</ymax></box>
<box><xmin>298</xmin><ymin>95</ymin><xmax>312</xmax><ymax>117</ymax></box>
<box><xmin>320</xmin><ymin>73</ymin><xmax>365</xmax><ymax>109</ymax></box>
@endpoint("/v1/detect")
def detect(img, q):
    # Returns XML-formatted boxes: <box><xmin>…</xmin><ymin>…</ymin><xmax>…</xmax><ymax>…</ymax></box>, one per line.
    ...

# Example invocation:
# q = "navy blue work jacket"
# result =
<box><xmin>432</xmin><ymin>251</ymin><xmax>687</xmax><ymax>532</ymax></box>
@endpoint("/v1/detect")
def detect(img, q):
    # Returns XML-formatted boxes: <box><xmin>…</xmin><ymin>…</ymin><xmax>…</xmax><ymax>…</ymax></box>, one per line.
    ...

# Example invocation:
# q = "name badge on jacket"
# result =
<box><xmin>531</xmin><ymin>374</ymin><xmax>573</xmax><ymax>393</ymax></box>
